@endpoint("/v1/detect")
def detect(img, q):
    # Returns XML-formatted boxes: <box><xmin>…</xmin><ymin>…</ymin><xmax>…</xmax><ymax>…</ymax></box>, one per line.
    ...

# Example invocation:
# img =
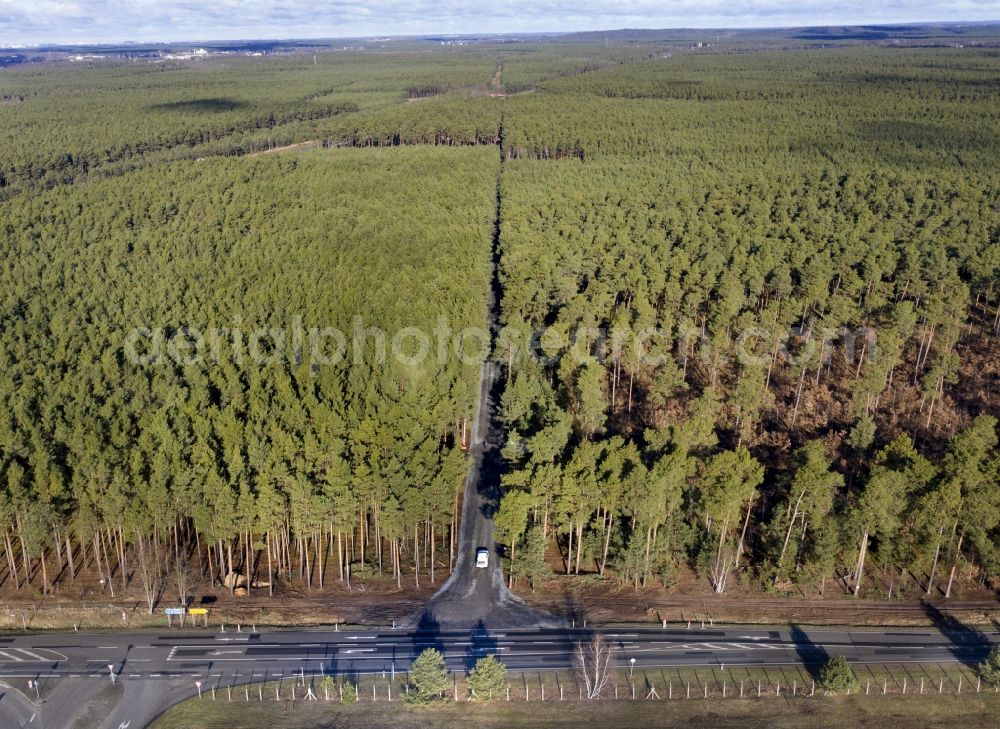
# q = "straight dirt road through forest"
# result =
<box><xmin>409</xmin><ymin>118</ymin><xmax>560</xmax><ymax>630</ymax></box>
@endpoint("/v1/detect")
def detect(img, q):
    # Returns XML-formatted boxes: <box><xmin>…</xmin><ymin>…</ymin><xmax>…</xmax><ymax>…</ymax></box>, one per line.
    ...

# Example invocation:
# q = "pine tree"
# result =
<box><xmin>407</xmin><ymin>648</ymin><xmax>450</xmax><ymax>703</ymax></box>
<box><xmin>466</xmin><ymin>655</ymin><xmax>508</xmax><ymax>699</ymax></box>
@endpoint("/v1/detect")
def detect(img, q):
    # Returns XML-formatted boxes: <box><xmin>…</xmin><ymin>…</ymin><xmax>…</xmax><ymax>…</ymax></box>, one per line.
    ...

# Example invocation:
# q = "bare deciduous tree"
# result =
<box><xmin>575</xmin><ymin>634</ymin><xmax>613</xmax><ymax>699</ymax></box>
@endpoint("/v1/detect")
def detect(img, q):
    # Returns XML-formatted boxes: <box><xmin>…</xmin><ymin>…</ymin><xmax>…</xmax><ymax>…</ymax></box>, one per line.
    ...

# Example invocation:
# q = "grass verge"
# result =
<box><xmin>152</xmin><ymin>691</ymin><xmax>1000</xmax><ymax>729</ymax></box>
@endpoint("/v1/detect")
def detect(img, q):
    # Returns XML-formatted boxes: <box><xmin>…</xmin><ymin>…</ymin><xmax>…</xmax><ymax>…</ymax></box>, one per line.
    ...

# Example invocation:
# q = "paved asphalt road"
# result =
<box><xmin>0</xmin><ymin>623</ymin><xmax>996</xmax><ymax>728</ymax></box>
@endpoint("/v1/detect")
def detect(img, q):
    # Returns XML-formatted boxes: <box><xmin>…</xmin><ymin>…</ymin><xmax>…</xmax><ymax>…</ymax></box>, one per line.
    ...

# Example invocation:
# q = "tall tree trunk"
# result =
<box><xmin>206</xmin><ymin>541</ymin><xmax>215</xmax><ymax>587</ymax></box>
<box><xmin>791</xmin><ymin>367</ymin><xmax>807</xmax><ymax>424</ymax></box>
<box><xmin>777</xmin><ymin>492</ymin><xmax>805</xmax><ymax>574</ymax></box>
<box><xmin>855</xmin><ymin>337</ymin><xmax>868</xmax><ymax>379</ymax></box>
<box><xmin>115</xmin><ymin>527</ymin><xmax>127</xmax><ymax>591</ymax></box>
<box><xmin>40</xmin><ymin>549</ymin><xmax>49</xmax><ymax>595</ymax></box>
<box><xmin>337</xmin><ymin>530</ymin><xmax>344</xmax><ymax>582</ymax></box>
<box><xmin>734</xmin><ymin>499</ymin><xmax>753</xmax><ymax>568</ymax></box>
<box><xmin>111</xmin><ymin>528</ymin><xmax>121</xmax><ymax>587</ymax></box>
<box><xmin>926</xmin><ymin>525</ymin><xmax>944</xmax><ymax>595</ymax></box>
<box><xmin>600</xmin><ymin>512</ymin><xmax>613</xmax><ymax>577</ymax></box>
<box><xmin>451</xmin><ymin>489</ymin><xmax>458</xmax><ymax>573</ymax></box>
<box><xmin>100</xmin><ymin>531</ymin><xmax>115</xmax><ymax>595</ymax></box>
<box><xmin>508</xmin><ymin>539</ymin><xmax>515</xmax><ymax>589</ymax></box>
<box><xmin>611</xmin><ymin>359</ymin><xmax>618</xmax><ymax>412</ymax></box>
<box><xmin>565</xmin><ymin>520</ymin><xmax>574</xmax><ymax>575</ymax></box>
<box><xmin>316</xmin><ymin>531</ymin><xmax>324</xmax><ymax>590</ymax></box>
<box><xmin>303</xmin><ymin>536</ymin><xmax>312</xmax><ymax>590</ymax></box>
<box><xmin>627</xmin><ymin>371</ymin><xmax>634</xmax><ymax>415</ymax></box>
<box><xmin>266</xmin><ymin>531</ymin><xmax>274</xmax><ymax>597</ymax></box>
<box><xmin>374</xmin><ymin>503</ymin><xmax>382</xmax><ymax>574</ymax></box>
<box><xmin>853</xmin><ymin>529</ymin><xmax>869</xmax><ymax>597</ymax></box>
<box><xmin>643</xmin><ymin>525</ymin><xmax>652</xmax><ymax>588</ymax></box>
<box><xmin>395</xmin><ymin>540</ymin><xmax>402</xmax><ymax>589</ymax></box>
<box><xmin>945</xmin><ymin>530</ymin><xmax>964</xmax><ymax>599</ymax></box>
<box><xmin>765</xmin><ymin>337</ymin><xmax>780</xmax><ymax>389</ymax></box>
<box><xmin>65</xmin><ymin>533</ymin><xmax>75</xmax><ymax>580</ymax></box>
<box><xmin>95</xmin><ymin>532</ymin><xmax>112</xmax><ymax>596</ymax></box>
<box><xmin>16</xmin><ymin>514</ymin><xmax>30</xmax><ymax>584</ymax></box>
<box><xmin>283</xmin><ymin>528</ymin><xmax>292</xmax><ymax>579</ymax></box>
<box><xmin>713</xmin><ymin>517</ymin><xmax>729</xmax><ymax>589</ymax></box>
<box><xmin>575</xmin><ymin>522</ymin><xmax>584</xmax><ymax>574</ymax></box>
<box><xmin>359</xmin><ymin>510</ymin><xmax>366</xmax><ymax>568</ymax></box>
<box><xmin>247</xmin><ymin>530</ymin><xmax>254</xmax><ymax>597</ymax></box>
<box><xmin>4</xmin><ymin>531</ymin><xmax>19</xmax><ymax>590</ymax></box>
<box><xmin>54</xmin><ymin>529</ymin><xmax>63</xmax><ymax>574</ymax></box>
<box><xmin>413</xmin><ymin>522</ymin><xmax>420</xmax><ymax>588</ymax></box>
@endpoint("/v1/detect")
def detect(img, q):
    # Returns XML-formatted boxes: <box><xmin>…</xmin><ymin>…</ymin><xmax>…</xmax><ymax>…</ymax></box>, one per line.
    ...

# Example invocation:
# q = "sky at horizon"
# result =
<box><xmin>1</xmin><ymin>0</ymin><xmax>999</xmax><ymax>47</ymax></box>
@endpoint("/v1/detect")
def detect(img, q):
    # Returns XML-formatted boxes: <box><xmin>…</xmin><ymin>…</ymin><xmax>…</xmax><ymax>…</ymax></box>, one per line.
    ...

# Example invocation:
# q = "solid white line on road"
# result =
<box><xmin>98</xmin><ymin>646</ymin><xmax>118</xmax><ymax>649</ymax></box>
<box><xmin>0</xmin><ymin>675</ymin><xmax>59</xmax><ymax>678</ymax></box>
<box><xmin>179</xmin><ymin>657</ymin><xmax>332</xmax><ymax>662</ymax></box>
<box><xmin>346</xmin><ymin>636</ymin><xmax>376</xmax><ymax>640</ymax></box>
<box><xmin>345</xmin><ymin>649</ymin><xmax>376</xmax><ymax>654</ymax></box>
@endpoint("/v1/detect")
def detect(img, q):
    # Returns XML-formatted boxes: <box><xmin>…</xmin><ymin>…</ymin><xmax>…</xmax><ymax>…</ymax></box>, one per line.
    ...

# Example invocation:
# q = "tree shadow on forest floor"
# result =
<box><xmin>148</xmin><ymin>98</ymin><xmax>251</xmax><ymax>113</ymax></box>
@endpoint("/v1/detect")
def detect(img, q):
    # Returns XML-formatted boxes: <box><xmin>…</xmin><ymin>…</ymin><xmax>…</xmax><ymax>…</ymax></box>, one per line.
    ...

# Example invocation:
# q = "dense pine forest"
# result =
<box><xmin>0</xmin><ymin>37</ymin><xmax>997</xmax><ymax>611</ymax></box>
<box><xmin>0</xmin><ymin>146</ymin><xmax>496</xmax><ymax>604</ymax></box>
<box><xmin>496</xmin><ymin>47</ymin><xmax>1000</xmax><ymax>599</ymax></box>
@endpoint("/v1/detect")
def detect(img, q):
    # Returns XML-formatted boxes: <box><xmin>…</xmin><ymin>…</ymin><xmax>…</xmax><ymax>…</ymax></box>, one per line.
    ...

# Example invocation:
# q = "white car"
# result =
<box><xmin>476</xmin><ymin>548</ymin><xmax>489</xmax><ymax>568</ymax></box>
